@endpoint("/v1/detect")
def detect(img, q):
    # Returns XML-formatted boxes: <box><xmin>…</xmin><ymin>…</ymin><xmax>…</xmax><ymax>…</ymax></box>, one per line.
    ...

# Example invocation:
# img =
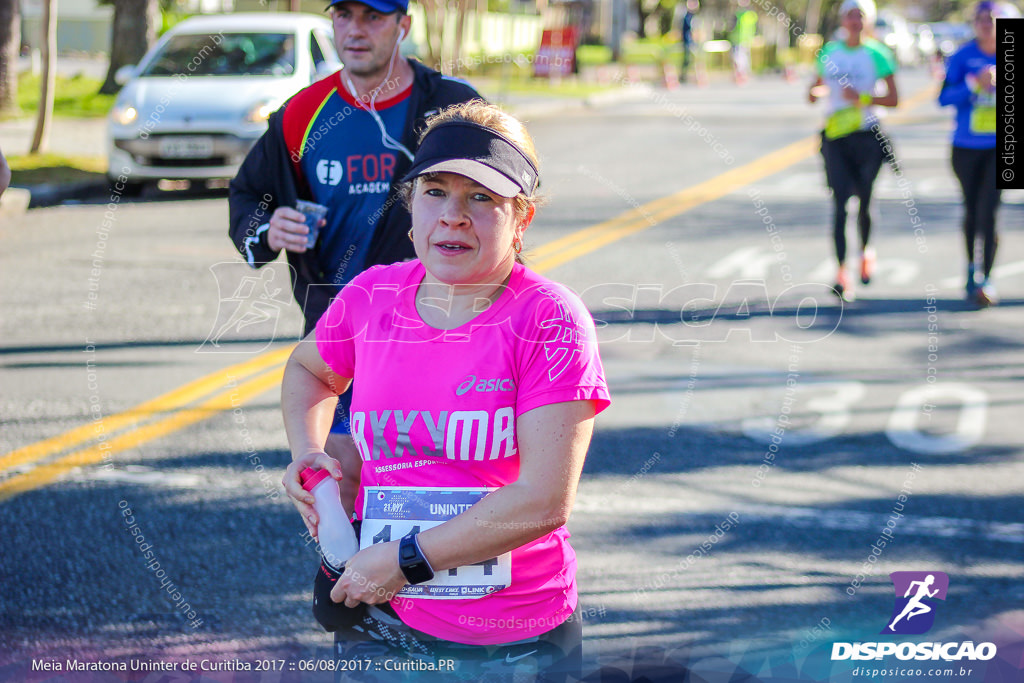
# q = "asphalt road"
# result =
<box><xmin>2</xmin><ymin>67</ymin><xmax>1023</xmax><ymax>683</ymax></box>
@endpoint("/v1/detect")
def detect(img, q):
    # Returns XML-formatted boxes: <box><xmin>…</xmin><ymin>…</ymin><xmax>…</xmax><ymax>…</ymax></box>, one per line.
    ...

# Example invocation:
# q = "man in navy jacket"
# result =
<box><xmin>229</xmin><ymin>0</ymin><xmax>480</xmax><ymax>507</ymax></box>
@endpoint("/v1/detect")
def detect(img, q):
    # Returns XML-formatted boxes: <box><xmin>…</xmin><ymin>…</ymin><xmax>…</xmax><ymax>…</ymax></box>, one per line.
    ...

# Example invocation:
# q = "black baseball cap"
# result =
<box><xmin>402</xmin><ymin>121</ymin><xmax>539</xmax><ymax>198</ymax></box>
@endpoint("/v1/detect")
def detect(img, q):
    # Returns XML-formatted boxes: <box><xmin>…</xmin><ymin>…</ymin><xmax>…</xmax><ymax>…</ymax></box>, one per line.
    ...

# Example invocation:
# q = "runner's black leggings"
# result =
<box><xmin>820</xmin><ymin>131</ymin><xmax>885</xmax><ymax>264</ymax></box>
<box><xmin>952</xmin><ymin>146</ymin><xmax>1001</xmax><ymax>278</ymax></box>
<box><xmin>334</xmin><ymin>603</ymin><xmax>582</xmax><ymax>683</ymax></box>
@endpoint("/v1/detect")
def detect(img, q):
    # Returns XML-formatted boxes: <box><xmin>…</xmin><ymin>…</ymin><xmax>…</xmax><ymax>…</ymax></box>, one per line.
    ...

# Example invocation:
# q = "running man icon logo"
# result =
<box><xmin>199</xmin><ymin>263</ymin><xmax>292</xmax><ymax>353</ymax></box>
<box><xmin>882</xmin><ymin>571</ymin><xmax>949</xmax><ymax>635</ymax></box>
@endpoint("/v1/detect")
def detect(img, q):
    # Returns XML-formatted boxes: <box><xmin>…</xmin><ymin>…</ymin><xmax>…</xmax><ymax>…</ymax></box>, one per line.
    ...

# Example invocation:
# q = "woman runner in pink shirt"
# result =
<box><xmin>281</xmin><ymin>100</ymin><xmax>610</xmax><ymax>681</ymax></box>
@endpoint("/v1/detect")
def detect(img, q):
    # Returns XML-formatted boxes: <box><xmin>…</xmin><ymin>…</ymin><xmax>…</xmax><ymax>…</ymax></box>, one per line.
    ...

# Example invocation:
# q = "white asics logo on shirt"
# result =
<box><xmin>456</xmin><ymin>374</ymin><xmax>515</xmax><ymax>396</ymax></box>
<box><xmin>316</xmin><ymin>159</ymin><xmax>343</xmax><ymax>186</ymax></box>
<box><xmin>350</xmin><ymin>408</ymin><xmax>518</xmax><ymax>461</ymax></box>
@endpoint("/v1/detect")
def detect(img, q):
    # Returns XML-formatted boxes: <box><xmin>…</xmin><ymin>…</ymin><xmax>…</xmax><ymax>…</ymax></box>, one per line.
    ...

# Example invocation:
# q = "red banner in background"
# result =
<box><xmin>534</xmin><ymin>27</ymin><xmax>577</xmax><ymax>78</ymax></box>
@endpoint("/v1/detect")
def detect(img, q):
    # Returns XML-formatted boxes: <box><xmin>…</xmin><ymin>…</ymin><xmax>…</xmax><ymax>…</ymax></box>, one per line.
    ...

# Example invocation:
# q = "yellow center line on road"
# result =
<box><xmin>0</xmin><ymin>84</ymin><xmax>940</xmax><ymax>501</ymax></box>
<box><xmin>531</xmin><ymin>137</ymin><xmax>819</xmax><ymax>273</ymax></box>
<box><xmin>0</xmin><ymin>345</ymin><xmax>293</xmax><ymax>474</ymax></box>
<box><xmin>530</xmin><ymin>84</ymin><xmax>939</xmax><ymax>274</ymax></box>
<box><xmin>0</xmin><ymin>365</ymin><xmax>286</xmax><ymax>502</ymax></box>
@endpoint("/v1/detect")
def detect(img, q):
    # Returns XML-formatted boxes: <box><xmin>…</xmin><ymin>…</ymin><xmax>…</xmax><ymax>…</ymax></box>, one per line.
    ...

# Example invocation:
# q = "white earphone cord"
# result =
<box><xmin>344</xmin><ymin>28</ymin><xmax>414</xmax><ymax>162</ymax></box>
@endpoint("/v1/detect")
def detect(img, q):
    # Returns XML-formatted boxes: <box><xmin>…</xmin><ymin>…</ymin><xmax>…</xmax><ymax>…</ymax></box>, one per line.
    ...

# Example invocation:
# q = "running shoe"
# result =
<box><xmin>833</xmin><ymin>267</ymin><xmax>853</xmax><ymax>302</ymax></box>
<box><xmin>975</xmin><ymin>280</ymin><xmax>998</xmax><ymax>308</ymax></box>
<box><xmin>965</xmin><ymin>264</ymin><xmax>978</xmax><ymax>300</ymax></box>
<box><xmin>860</xmin><ymin>247</ymin><xmax>876</xmax><ymax>285</ymax></box>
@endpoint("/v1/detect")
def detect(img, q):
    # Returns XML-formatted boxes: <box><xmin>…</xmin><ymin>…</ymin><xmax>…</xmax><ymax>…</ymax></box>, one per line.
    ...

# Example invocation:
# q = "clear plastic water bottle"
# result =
<box><xmin>300</xmin><ymin>467</ymin><xmax>359</xmax><ymax>570</ymax></box>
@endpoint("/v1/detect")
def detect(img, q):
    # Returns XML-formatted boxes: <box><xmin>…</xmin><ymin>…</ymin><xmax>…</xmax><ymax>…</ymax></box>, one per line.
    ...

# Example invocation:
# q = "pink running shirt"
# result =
<box><xmin>315</xmin><ymin>259</ymin><xmax>610</xmax><ymax>645</ymax></box>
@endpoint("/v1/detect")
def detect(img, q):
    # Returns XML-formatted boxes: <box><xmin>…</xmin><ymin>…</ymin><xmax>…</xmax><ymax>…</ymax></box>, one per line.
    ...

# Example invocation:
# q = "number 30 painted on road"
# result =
<box><xmin>885</xmin><ymin>383</ymin><xmax>987</xmax><ymax>455</ymax></box>
<box><xmin>741</xmin><ymin>382</ymin><xmax>987</xmax><ymax>455</ymax></box>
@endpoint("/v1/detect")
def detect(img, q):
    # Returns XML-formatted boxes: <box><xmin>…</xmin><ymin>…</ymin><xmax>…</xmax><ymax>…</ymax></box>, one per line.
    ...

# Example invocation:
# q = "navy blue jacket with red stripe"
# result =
<box><xmin>228</xmin><ymin>60</ymin><xmax>480</xmax><ymax>334</ymax></box>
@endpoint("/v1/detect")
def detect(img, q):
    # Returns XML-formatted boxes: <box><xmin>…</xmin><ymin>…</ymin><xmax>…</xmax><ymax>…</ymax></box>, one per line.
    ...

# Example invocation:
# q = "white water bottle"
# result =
<box><xmin>300</xmin><ymin>467</ymin><xmax>359</xmax><ymax>570</ymax></box>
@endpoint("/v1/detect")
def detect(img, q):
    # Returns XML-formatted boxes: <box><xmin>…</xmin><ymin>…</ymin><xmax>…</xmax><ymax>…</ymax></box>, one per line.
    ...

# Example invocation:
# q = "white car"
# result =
<box><xmin>107</xmin><ymin>13</ymin><xmax>340</xmax><ymax>188</ymax></box>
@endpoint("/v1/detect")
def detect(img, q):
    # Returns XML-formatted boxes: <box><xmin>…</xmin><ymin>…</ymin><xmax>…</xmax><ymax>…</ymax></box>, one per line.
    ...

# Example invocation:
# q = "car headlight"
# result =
<box><xmin>110</xmin><ymin>103</ymin><xmax>138</xmax><ymax>126</ymax></box>
<box><xmin>245</xmin><ymin>100</ymin><xmax>277</xmax><ymax>124</ymax></box>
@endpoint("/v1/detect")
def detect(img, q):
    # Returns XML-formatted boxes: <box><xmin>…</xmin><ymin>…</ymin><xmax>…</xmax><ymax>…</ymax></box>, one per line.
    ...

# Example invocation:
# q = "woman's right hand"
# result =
<box><xmin>283</xmin><ymin>451</ymin><xmax>344</xmax><ymax>539</ymax></box>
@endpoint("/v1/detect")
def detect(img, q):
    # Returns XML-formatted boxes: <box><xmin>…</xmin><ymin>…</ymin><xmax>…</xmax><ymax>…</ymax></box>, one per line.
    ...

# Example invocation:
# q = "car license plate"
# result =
<box><xmin>159</xmin><ymin>136</ymin><xmax>214</xmax><ymax>159</ymax></box>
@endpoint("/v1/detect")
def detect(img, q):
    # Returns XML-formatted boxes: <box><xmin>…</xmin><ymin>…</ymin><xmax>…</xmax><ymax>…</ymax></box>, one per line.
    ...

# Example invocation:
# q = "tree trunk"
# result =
<box><xmin>30</xmin><ymin>0</ymin><xmax>55</xmax><ymax>154</ymax></box>
<box><xmin>99</xmin><ymin>0</ymin><xmax>159</xmax><ymax>95</ymax></box>
<box><xmin>451</xmin><ymin>0</ymin><xmax>471</xmax><ymax>76</ymax></box>
<box><xmin>0</xmin><ymin>0</ymin><xmax>18</xmax><ymax>114</ymax></box>
<box><xmin>636</xmin><ymin>2</ymin><xmax>648</xmax><ymax>40</ymax></box>
<box><xmin>419</xmin><ymin>0</ymin><xmax>443</xmax><ymax>71</ymax></box>
<box><xmin>805</xmin><ymin>0</ymin><xmax>824</xmax><ymax>37</ymax></box>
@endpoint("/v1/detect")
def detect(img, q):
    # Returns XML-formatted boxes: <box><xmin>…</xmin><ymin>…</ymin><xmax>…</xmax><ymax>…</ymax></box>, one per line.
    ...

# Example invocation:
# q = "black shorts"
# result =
<box><xmin>333</xmin><ymin>602</ymin><xmax>583</xmax><ymax>683</ymax></box>
<box><xmin>820</xmin><ymin>129</ymin><xmax>887</xmax><ymax>199</ymax></box>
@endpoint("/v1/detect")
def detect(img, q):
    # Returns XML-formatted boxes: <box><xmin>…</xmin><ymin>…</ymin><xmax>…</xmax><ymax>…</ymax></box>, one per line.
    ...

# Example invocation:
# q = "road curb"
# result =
<box><xmin>21</xmin><ymin>179</ymin><xmax>110</xmax><ymax>209</ymax></box>
<box><xmin>0</xmin><ymin>187</ymin><xmax>32</xmax><ymax>218</ymax></box>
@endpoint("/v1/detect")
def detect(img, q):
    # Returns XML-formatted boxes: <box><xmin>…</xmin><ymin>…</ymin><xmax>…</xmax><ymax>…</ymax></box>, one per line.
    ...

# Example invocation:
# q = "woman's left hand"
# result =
<box><xmin>331</xmin><ymin>541</ymin><xmax>408</xmax><ymax>607</ymax></box>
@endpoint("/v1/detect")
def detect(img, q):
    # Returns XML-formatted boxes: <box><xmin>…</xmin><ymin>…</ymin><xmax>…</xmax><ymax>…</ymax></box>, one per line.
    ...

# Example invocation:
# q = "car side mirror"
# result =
<box><xmin>114</xmin><ymin>65</ymin><xmax>137</xmax><ymax>86</ymax></box>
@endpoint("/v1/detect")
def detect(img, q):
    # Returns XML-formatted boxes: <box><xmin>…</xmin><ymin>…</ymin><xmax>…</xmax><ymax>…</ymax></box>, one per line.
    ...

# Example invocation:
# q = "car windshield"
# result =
<box><xmin>141</xmin><ymin>32</ymin><xmax>295</xmax><ymax>77</ymax></box>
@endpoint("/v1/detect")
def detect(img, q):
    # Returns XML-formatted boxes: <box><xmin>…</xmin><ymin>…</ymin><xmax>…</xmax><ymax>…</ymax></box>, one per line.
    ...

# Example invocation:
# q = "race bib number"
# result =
<box><xmin>360</xmin><ymin>487</ymin><xmax>512</xmax><ymax>599</ymax></box>
<box><xmin>970</xmin><ymin>106</ymin><xmax>996</xmax><ymax>134</ymax></box>
<box><xmin>825</xmin><ymin>107</ymin><xmax>864</xmax><ymax>140</ymax></box>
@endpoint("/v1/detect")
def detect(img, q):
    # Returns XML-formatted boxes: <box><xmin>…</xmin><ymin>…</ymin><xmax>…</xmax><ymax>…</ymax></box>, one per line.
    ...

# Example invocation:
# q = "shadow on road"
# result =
<box><xmin>1</xmin><ymin>426</ymin><xmax>1021</xmax><ymax>675</ymax></box>
<box><xmin>0</xmin><ymin>451</ymin><xmax>326</xmax><ymax>668</ymax></box>
<box><xmin>31</xmin><ymin>181</ymin><xmax>230</xmax><ymax>209</ymax></box>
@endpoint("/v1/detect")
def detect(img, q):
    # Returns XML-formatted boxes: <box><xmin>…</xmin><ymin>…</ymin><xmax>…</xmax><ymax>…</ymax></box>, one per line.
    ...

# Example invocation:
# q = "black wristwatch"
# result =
<box><xmin>398</xmin><ymin>533</ymin><xmax>435</xmax><ymax>585</ymax></box>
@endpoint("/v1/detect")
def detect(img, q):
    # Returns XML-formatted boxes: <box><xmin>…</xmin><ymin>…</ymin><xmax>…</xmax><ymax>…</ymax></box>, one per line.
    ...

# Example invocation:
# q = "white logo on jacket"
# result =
<box><xmin>316</xmin><ymin>159</ymin><xmax>343</xmax><ymax>186</ymax></box>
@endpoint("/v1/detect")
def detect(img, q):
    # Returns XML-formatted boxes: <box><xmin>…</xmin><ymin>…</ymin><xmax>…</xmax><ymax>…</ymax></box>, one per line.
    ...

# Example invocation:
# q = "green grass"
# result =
<box><xmin>7</xmin><ymin>153</ymin><xmax>106</xmax><ymax>186</ymax></box>
<box><xmin>489</xmin><ymin>76</ymin><xmax>616</xmax><ymax>99</ymax></box>
<box><xmin>12</xmin><ymin>72</ymin><xmax>115</xmax><ymax>119</ymax></box>
<box><xmin>576</xmin><ymin>45</ymin><xmax>613</xmax><ymax>66</ymax></box>
<box><xmin>623</xmin><ymin>37</ymin><xmax>680</xmax><ymax>65</ymax></box>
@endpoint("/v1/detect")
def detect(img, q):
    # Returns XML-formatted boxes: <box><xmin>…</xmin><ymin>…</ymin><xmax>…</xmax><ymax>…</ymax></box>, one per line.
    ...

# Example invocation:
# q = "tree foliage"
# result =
<box><xmin>635</xmin><ymin>0</ymin><xmax>676</xmax><ymax>39</ymax></box>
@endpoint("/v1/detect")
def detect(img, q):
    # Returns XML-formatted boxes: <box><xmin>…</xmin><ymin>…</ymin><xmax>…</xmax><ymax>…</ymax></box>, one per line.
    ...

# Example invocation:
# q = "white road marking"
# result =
<box><xmin>940</xmin><ymin>260</ymin><xmax>1024</xmax><ymax>289</ymax></box>
<box><xmin>886</xmin><ymin>383</ymin><xmax>988</xmax><ymax>455</ymax></box>
<box><xmin>706</xmin><ymin>247</ymin><xmax>780</xmax><ymax>280</ymax></box>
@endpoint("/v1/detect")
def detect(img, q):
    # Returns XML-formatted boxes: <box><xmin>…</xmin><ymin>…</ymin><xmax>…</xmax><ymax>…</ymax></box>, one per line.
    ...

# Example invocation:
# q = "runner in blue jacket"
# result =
<box><xmin>938</xmin><ymin>0</ymin><xmax>1020</xmax><ymax>307</ymax></box>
